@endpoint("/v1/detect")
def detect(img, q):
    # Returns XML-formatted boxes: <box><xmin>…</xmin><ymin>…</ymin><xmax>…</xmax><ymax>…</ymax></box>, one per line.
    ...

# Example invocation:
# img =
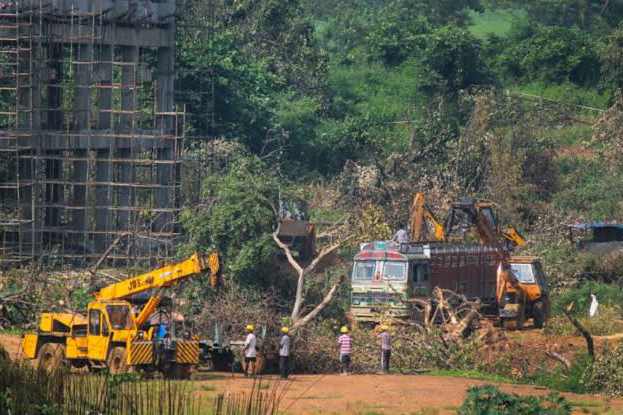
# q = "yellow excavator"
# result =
<box><xmin>444</xmin><ymin>197</ymin><xmax>548</xmax><ymax>329</ymax></box>
<box><xmin>22</xmin><ymin>252</ymin><xmax>220</xmax><ymax>378</ymax></box>
<box><xmin>409</xmin><ymin>192</ymin><xmax>446</xmax><ymax>242</ymax></box>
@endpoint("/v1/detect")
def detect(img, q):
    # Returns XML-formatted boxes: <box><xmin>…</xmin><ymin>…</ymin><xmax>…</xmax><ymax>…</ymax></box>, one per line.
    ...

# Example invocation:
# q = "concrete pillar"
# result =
<box><xmin>154</xmin><ymin>146</ymin><xmax>172</xmax><ymax>232</ymax></box>
<box><xmin>31</xmin><ymin>43</ymin><xmax>42</xmax><ymax>131</ymax></box>
<box><xmin>98</xmin><ymin>46</ymin><xmax>113</xmax><ymax>129</ymax></box>
<box><xmin>94</xmin><ymin>150</ymin><xmax>110</xmax><ymax>251</ymax></box>
<box><xmin>157</xmin><ymin>45</ymin><xmax>175</xmax><ymax>131</ymax></box>
<box><xmin>115</xmin><ymin>149</ymin><xmax>131</xmax><ymax>230</ymax></box>
<box><xmin>71</xmin><ymin>149</ymin><xmax>87</xmax><ymax>231</ymax></box>
<box><xmin>120</xmin><ymin>46</ymin><xmax>138</xmax><ymax>131</ymax></box>
<box><xmin>47</xmin><ymin>44</ymin><xmax>63</xmax><ymax>130</ymax></box>
<box><xmin>73</xmin><ymin>44</ymin><xmax>93</xmax><ymax>130</ymax></box>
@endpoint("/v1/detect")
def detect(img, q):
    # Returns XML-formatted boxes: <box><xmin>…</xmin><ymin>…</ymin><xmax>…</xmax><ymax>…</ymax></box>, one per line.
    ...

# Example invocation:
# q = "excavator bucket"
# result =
<box><xmin>277</xmin><ymin>219</ymin><xmax>316</xmax><ymax>261</ymax></box>
<box><xmin>196</xmin><ymin>251</ymin><xmax>222</xmax><ymax>288</ymax></box>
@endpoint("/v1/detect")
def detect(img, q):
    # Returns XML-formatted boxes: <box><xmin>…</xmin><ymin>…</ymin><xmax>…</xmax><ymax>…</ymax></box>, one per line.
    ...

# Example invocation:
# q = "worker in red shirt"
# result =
<box><xmin>337</xmin><ymin>326</ymin><xmax>352</xmax><ymax>375</ymax></box>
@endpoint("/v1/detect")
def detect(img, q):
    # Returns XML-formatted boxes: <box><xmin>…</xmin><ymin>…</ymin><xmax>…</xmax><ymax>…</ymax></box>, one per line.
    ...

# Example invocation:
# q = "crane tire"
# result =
<box><xmin>107</xmin><ymin>347</ymin><xmax>129</xmax><ymax>375</ymax></box>
<box><xmin>36</xmin><ymin>343</ymin><xmax>66</xmax><ymax>372</ymax></box>
<box><xmin>167</xmin><ymin>363</ymin><xmax>192</xmax><ymax>380</ymax></box>
<box><xmin>533</xmin><ymin>301</ymin><xmax>545</xmax><ymax>329</ymax></box>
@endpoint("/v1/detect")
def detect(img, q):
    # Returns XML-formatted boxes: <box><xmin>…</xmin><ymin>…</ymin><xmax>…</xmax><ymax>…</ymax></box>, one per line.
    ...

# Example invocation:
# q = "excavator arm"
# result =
<box><xmin>502</xmin><ymin>225</ymin><xmax>527</xmax><ymax>249</ymax></box>
<box><xmin>94</xmin><ymin>251</ymin><xmax>221</xmax><ymax>301</ymax></box>
<box><xmin>410</xmin><ymin>192</ymin><xmax>446</xmax><ymax>242</ymax></box>
<box><xmin>444</xmin><ymin>198</ymin><xmax>526</xmax><ymax>250</ymax></box>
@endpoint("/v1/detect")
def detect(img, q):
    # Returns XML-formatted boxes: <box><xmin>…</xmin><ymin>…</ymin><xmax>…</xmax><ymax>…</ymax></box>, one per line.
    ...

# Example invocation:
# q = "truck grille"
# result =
<box><xmin>352</xmin><ymin>292</ymin><xmax>401</xmax><ymax>305</ymax></box>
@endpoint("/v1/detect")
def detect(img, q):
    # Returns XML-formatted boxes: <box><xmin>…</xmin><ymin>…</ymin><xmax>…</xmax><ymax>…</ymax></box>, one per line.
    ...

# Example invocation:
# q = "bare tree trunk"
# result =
<box><xmin>563</xmin><ymin>306</ymin><xmax>595</xmax><ymax>361</ymax></box>
<box><xmin>273</xmin><ymin>223</ymin><xmax>351</xmax><ymax>329</ymax></box>
<box><xmin>291</xmin><ymin>271</ymin><xmax>305</xmax><ymax>321</ymax></box>
<box><xmin>292</xmin><ymin>277</ymin><xmax>343</xmax><ymax>330</ymax></box>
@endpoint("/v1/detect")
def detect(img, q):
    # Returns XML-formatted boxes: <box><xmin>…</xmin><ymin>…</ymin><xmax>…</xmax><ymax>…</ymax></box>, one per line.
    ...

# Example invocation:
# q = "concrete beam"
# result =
<box><xmin>46</xmin><ymin>23</ymin><xmax>175</xmax><ymax>48</ymax></box>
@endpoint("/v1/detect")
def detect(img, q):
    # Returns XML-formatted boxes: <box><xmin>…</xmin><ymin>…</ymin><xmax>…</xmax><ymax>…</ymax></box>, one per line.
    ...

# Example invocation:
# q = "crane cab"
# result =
<box><xmin>85</xmin><ymin>301</ymin><xmax>136</xmax><ymax>362</ymax></box>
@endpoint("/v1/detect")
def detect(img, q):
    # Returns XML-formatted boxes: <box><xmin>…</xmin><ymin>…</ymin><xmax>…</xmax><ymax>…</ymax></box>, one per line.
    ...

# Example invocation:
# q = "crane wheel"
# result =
<box><xmin>533</xmin><ymin>301</ymin><xmax>545</xmax><ymax>329</ymax></box>
<box><xmin>107</xmin><ymin>347</ymin><xmax>128</xmax><ymax>375</ymax></box>
<box><xmin>36</xmin><ymin>343</ymin><xmax>66</xmax><ymax>372</ymax></box>
<box><xmin>167</xmin><ymin>363</ymin><xmax>192</xmax><ymax>380</ymax></box>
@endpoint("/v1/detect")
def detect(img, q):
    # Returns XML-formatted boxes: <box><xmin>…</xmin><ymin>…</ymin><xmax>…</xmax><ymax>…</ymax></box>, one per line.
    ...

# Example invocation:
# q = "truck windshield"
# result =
<box><xmin>106</xmin><ymin>305</ymin><xmax>133</xmax><ymax>330</ymax></box>
<box><xmin>510</xmin><ymin>263</ymin><xmax>536</xmax><ymax>283</ymax></box>
<box><xmin>383</xmin><ymin>261</ymin><xmax>407</xmax><ymax>281</ymax></box>
<box><xmin>353</xmin><ymin>261</ymin><xmax>376</xmax><ymax>281</ymax></box>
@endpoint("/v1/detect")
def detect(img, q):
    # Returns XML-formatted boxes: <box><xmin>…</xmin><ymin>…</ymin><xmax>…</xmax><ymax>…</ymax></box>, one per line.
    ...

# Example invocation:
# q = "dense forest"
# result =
<box><xmin>175</xmin><ymin>0</ymin><xmax>623</xmax><ymax>287</ymax></box>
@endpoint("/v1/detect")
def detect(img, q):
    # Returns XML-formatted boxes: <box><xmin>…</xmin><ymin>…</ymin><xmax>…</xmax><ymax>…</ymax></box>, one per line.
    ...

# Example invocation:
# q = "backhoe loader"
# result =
<box><xmin>409</xmin><ymin>192</ymin><xmax>446</xmax><ymax>242</ymax></box>
<box><xmin>444</xmin><ymin>198</ymin><xmax>548</xmax><ymax>328</ymax></box>
<box><xmin>22</xmin><ymin>252</ymin><xmax>221</xmax><ymax>378</ymax></box>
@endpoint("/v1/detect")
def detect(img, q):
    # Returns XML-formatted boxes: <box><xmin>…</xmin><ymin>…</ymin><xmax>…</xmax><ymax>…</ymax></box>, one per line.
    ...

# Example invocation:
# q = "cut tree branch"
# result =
<box><xmin>272</xmin><ymin>225</ymin><xmax>304</xmax><ymax>275</ymax></box>
<box><xmin>292</xmin><ymin>276</ymin><xmax>344</xmax><ymax>331</ymax></box>
<box><xmin>273</xmin><ymin>219</ymin><xmax>352</xmax><ymax>326</ymax></box>
<box><xmin>304</xmin><ymin>235</ymin><xmax>353</xmax><ymax>274</ymax></box>
<box><xmin>546</xmin><ymin>351</ymin><xmax>571</xmax><ymax>371</ymax></box>
<box><xmin>564</xmin><ymin>302</ymin><xmax>594</xmax><ymax>360</ymax></box>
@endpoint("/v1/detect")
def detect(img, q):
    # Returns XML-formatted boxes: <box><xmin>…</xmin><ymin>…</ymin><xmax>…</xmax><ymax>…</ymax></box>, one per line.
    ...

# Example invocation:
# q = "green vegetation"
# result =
<box><xmin>429</xmin><ymin>369</ymin><xmax>515</xmax><ymax>384</ymax></box>
<box><xmin>469</xmin><ymin>8</ymin><xmax>527</xmax><ymax>39</ymax></box>
<box><xmin>458</xmin><ymin>385</ymin><xmax>571</xmax><ymax>415</ymax></box>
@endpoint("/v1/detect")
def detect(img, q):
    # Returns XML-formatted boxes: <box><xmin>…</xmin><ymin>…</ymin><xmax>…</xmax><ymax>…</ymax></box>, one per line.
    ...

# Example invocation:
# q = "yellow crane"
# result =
<box><xmin>22</xmin><ymin>252</ymin><xmax>220</xmax><ymax>378</ymax></box>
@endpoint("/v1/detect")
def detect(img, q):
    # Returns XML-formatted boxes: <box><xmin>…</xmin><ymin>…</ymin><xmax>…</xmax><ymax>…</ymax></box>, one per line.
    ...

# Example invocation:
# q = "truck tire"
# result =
<box><xmin>533</xmin><ymin>301</ymin><xmax>545</xmax><ymax>329</ymax></box>
<box><xmin>36</xmin><ymin>343</ymin><xmax>65</xmax><ymax>372</ymax></box>
<box><xmin>107</xmin><ymin>347</ymin><xmax>128</xmax><ymax>375</ymax></box>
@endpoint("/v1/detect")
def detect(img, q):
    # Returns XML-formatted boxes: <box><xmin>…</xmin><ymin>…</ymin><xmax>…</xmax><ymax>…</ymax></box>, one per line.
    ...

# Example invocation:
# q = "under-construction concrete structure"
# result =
<box><xmin>0</xmin><ymin>0</ymin><xmax>181</xmax><ymax>267</ymax></box>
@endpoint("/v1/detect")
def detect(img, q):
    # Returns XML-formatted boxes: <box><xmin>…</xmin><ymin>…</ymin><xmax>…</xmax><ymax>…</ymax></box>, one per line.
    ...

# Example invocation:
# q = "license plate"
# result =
<box><xmin>500</xmin><ymin>304</ymin><xmax>520</xmax><ymax>318</ymax></box>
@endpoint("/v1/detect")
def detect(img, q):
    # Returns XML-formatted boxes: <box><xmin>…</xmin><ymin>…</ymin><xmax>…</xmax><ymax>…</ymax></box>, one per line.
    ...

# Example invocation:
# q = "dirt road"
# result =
<box><xmin>195</xmin><ymin>373</ymin><xmax>621</xmax><ymax>414</ymax></box>
<box><xmin>2</xmin><ymin>333</ymin><xmax>620</xmax><ymax>414</ymax></box>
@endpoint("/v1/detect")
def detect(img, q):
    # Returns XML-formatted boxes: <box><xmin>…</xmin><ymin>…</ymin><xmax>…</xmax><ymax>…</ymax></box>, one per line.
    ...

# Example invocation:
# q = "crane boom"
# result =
<box><xmin>95</xmin><ymin>252</ymin><xmax>220</xmax><ymax>301</ymax></box>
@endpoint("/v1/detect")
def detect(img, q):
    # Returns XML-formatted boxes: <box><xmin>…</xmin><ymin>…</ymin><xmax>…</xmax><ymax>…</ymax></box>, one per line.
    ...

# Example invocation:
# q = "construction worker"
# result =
<box><xmin>337</xmin><ymin>326</ymin><xmax>352</xmax><ymax>376</ymax></box>
<box><xmin>393</xmin><ymin>227</ymin><xmax>409</xmax><ymax>244</ymax></box>
<box><xmin>279</xmin><ymin>326</ymin><xmax>291</xmax><ymax>379</ymax></box>
<box><xmin>243</xmin><ymin>324</ymin><xmax>257</xmax><ymax>377</ymax></box>
<box><xmin>377</xmin><ymin>325</ymin><xmax>391</xmax><ymax>374</ymax></box>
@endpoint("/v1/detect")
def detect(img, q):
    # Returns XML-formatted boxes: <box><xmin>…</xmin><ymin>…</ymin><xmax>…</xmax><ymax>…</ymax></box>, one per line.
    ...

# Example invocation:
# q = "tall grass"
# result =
<box><xmin>0</xmin><ymin>348</ymin><xmax>207</xmax><ymax>415</ymax></box>
<box><xmin>213</xmin><ymin>378</ymin><xmax>288</xmax><ymax>415</ymax></box>
<box><xmin>1</xmin><ymin>345</ymin><xmax>288</xmax><ymax>415</ymax></box>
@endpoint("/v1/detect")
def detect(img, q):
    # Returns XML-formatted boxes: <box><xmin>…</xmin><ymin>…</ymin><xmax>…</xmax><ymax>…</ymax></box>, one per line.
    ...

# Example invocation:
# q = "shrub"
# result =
<box><xmin>529</xmin><ymin>354</ymin><xmax>593</xmax><ymax>395</ymax></box>
<box><xmin>551</xmin><ymin>281</ymin><xmax>623</xmax><ymax>317</ymax></box>
<box><xmin>493</xmin><ymin>24</ymin><xmax>600</xmax><ymax>86</ymax></box>
<box><xmin>582</xmin><ymin>342</ymin><xmax>623</xmax><ymax>397</ymax></box>
<box><xmin>545</xmin><ymin>305</ymin><xmax>623</xmax><ymax>336</ymax></box>
<box><xmin>458</xmin><ymin>385</ymin><xmax>571</xmax><ymax>415</ymax></box>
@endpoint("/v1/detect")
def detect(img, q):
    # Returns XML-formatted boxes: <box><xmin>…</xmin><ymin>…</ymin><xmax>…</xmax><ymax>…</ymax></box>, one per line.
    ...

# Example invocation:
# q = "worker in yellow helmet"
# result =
<box><xmin>337</xmin><ymin>326</ymin><xmax>352</xmax><ymax>375</ymax></box>
<box><xmin>243</xmin><ymin>324</ymin><xmax>257</xmax><ymax>377</ymax></box>
<box><xmin>279</xmin><ymin>326</ymin><xmax>291</xmax><ymax>379</ymax></box>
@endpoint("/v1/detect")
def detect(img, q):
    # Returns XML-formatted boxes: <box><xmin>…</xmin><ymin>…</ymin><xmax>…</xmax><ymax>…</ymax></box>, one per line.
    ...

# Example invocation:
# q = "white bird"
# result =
<box><xmin>589</xmin><ymin>294</ymin><xmax>599</xmax><ymax>318</ymax></box>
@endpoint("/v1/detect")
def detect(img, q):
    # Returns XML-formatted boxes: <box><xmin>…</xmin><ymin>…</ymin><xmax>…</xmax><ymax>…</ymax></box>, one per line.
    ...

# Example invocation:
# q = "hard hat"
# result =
<box><xmin>281</xmin><ymin>326</ymin><xmax>289</xmax><ymax>334</ymax></box>
<box><xmin>340</xmin><ymin>326</ymin><xmax>349</xmax><ymax>334</ymax></box>
<box><xmin>379</xmin><ymin>324</ymin><xmax>388</xmax><ymax>331</ymax></box>
<box><xmin>246</xmin><ymin>324</ymin><xmax>255</xmax><ymax>332</ymax></box>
